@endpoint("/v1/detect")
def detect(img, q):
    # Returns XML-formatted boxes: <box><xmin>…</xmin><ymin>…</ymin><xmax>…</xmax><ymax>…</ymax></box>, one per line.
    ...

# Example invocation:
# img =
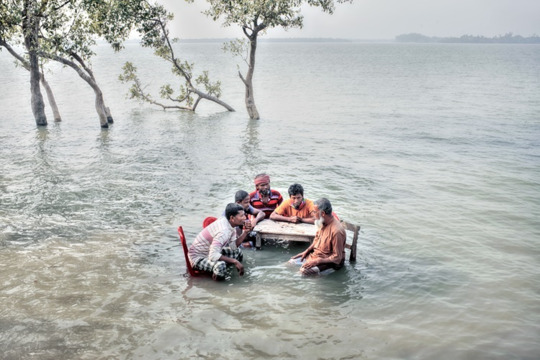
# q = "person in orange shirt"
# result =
<box><xmin>289</xmin><ymin>198</ymin><xmax>347</xmax><ymax>276</ymax></box>
<box><xmin>270</xmin><ymin>183</ymin><xmax>316</xmax><ymax>224</ymax></box>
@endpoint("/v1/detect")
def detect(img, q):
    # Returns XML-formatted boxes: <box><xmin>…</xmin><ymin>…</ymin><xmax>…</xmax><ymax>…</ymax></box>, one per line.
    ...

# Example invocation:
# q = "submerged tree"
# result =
<box><xmin>0</xmin><ymin>38</ymin><xmax>63</xmax><ymax>122</ymax></box>
<box><xmin>119</xmin><ymin>2</ymin><xmax>234</xmax><ymax>112</ymax></box>
<box><xmin>0</xmin><ymin>0</ymin><xmax>49</xmax><ymax>125</ymax></box>
<box><xmin>34</xmin><ymin>0</ymin><xmax>141</xmax><ymax>127</ymax></box>
<box><xmin>196</xmin><ymin>0</ymin><xmax>353</xmax><ymax>120</ymax></box>
<box><xmin>0</xmin><ymin>0</ymin><xmax>159</xmax><ymax>128</ymax></box>
<box><xmin>1</xmin><ymin>0</ymin><xmax>113</xmax><ymax>127</ymax></box>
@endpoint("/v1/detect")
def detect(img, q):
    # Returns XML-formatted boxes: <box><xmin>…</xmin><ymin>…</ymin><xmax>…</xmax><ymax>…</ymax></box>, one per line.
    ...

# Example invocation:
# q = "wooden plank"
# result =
<box><xmin>341</xmin><ymin>221</ymin><xmax>360</xmax><ymax>262</ymax></box>
<box><xmin>253</xmin><ymin>219</ymin><xmax>316</xmax><ymax>248</ymax></box>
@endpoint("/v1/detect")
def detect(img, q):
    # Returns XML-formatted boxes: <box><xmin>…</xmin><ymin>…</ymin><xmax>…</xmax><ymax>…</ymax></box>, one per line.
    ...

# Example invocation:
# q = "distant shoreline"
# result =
<box><xmin>395</xmin><ymin>33</ymin><xmax>540</xmax><ymax>44</ymax></box>
<box><xmin>175</xmin><ymin>38</ymin><xmax>391</xmax><ymax>43</ymax></box>
<box><xmin>118</xmin><ymin>35</ymin><xmax>540</xmax><ymax>45</ymax></box>
<box><xmin>120</xmin><ymin>37</ymin><xmax>392</xmax><ymax>44</ymax></box>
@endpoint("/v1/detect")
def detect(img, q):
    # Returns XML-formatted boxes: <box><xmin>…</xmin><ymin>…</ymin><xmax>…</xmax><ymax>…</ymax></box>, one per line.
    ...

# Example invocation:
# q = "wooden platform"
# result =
<box><xmin>253</xmin><ymin>219</ymin><xmax>360</xmax><ymax>262</ymax></box>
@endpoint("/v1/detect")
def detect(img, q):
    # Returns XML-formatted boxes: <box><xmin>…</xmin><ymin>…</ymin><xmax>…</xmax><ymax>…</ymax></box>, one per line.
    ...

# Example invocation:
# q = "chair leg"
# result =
<box><xmin>349</xmin><ymin>224</ymin><xmax>359</xmax><ymax>262</ymax></box>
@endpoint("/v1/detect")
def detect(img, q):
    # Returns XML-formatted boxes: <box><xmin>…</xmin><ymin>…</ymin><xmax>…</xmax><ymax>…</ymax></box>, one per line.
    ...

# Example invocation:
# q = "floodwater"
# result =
<box><xmin>1</xmin><ymin>41</ymin><xmax>539</xmax><ymax>359</ymax></box>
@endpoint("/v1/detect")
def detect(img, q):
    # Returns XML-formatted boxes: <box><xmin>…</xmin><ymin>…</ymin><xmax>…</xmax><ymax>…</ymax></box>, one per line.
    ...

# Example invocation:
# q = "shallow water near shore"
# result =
<box><xmin>1</xmin><ymin>41</ymin><xmax>540</xmax><ymax>359</ymax></box>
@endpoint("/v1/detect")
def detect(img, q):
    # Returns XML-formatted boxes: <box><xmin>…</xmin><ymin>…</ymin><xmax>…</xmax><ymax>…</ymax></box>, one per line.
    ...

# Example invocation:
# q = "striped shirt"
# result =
<box><xmin>188</xmin><ymin>216</ymin><xmax>237</xmax><ymax>264</ymax></box>
<box><xmin>249</xmin><ymin>189</ymin><xmax>283</xmax><ymax>218</ymax></box>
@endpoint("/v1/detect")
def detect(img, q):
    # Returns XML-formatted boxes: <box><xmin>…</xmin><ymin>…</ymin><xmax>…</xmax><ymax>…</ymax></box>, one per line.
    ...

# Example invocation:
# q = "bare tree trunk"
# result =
<box><xmin>70</xmin><ymin>53</ymin><xmax>112</xmax><ymax>127</ymax></box>
<box><xmin>40</xmin><ymin>73</ymin><xmax>62</xmax><ymax>122</ymax></box>
<box><xmin>28</xmin><ymin>57</ymin><xmax>47</xmax><ymax>125</ymax></box>
<box><xmin>105</xmin><ymin>107</ymin><xmax>113</xmax><ymax>124</ymax></box>
<box><xmin>94</xmin><ymin>91</ymin><xmax>109</xmax><ymax>128</ymax></box>
<box><xmin>0</xmin><ymin>38</ymin><xmax>61</xmax><ymax>122</ymax></box>
<box><xmin>40</xmin><ymin>52</ymin><xmax>110</xmax><ymax>128</ymax></box>
<box><xmin>244</xmin><ymin>36</ymin><xmax>260</xmax><ymax>120</ymax></box>
<box><xmin>23</xmin><ymin>0</ymin><xmax>47</xmax><ymax>126</ymax></box>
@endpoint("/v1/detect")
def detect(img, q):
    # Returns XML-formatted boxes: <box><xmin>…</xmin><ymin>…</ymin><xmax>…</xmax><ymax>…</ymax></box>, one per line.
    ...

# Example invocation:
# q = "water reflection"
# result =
<box><xmin>97</xmin><ymin>127</ymin><xmax>112</xmax><ymax>150</ymax></box>
<box><xmin>35</xmin><ymin>125</ymin><xmax>51</xmax><ymax>143</ymax></box>
<box><xmin>241</xmin><ymin>119</ymin><xmax>261</xmax><ymax>170</ymax></box>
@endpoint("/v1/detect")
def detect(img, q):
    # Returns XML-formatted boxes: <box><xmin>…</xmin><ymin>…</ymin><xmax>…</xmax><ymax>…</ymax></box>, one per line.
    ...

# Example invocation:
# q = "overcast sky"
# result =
<box><xmin>157</xmin><ymin>0</ymin><xmax>540</xmax><ymax>40</ymax></box>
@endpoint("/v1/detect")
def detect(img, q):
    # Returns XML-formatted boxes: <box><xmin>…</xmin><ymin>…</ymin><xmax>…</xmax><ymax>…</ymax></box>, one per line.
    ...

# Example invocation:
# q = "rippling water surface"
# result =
<box><xmin>1</xmin><ymin>41</ymin><xmax>539</xmax><ymax>359</ymax></box>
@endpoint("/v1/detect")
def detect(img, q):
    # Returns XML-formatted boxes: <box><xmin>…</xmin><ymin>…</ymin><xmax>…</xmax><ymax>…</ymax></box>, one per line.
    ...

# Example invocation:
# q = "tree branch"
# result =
<box><xmin>69</xmin><ymin>51</ymin><xmax>95</xmax><ymax>80</ymax></box>
<box><xmin>52</xmin><ymin>0</ymin><xmax>71</xmax><ymax>12</ymax></box>
<box><xmin>38</xmin><ymin>50</ymin><xmax>97</xmax><ymax>89</ymax></box>
<box><xmin>0</xmin><ymin>39</ymin><xmax>30</xmax><ymax>70</ymax></box>
<box><xmin>155</xmin><ymin>17</ymin><xmax>192</xmax><ymax>83</ymax></box>
<box><xmin>238</xmin><ymin>70</ymin><xmax>247</xmax><ymax>86</ymax></box>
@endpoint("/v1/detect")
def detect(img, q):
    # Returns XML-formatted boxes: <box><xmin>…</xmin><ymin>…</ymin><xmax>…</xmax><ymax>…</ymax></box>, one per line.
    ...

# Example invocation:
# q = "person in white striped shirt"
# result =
<box><xmin>188</xmin><ymin>203</ymin><xmax>252</xmax><ymax>281</ymax></box>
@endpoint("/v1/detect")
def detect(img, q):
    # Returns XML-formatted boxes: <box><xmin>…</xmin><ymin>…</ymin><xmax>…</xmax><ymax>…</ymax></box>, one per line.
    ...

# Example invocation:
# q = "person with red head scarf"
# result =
<box><xmin>249</xmin><ymin>173</ymin><xmax>283</xmax><ymax>219</ymax></box>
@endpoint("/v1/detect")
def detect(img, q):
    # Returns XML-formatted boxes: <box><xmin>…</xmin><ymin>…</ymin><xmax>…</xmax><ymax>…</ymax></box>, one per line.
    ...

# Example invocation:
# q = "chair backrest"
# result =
<box><xmin>178</xmin><ymin>226</ymin><xmax>203</xmax><ymax>277</ymax></box>
<box><xmin>341</xmin><ymin>221</ymin><xmax>360</xmax><ymax>262</ymax></box>
<box><xmin>203</xmin><ymin>216</ymin><xmax>217</xmax><ymax>228</ymax></box>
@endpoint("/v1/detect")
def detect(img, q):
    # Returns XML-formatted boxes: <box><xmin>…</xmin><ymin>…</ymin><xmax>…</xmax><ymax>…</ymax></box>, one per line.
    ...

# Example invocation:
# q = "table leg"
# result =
<box><xmin>255</xmin><ymin>233</ymin><xmax>262</xmax><ymax>249</ymax></box>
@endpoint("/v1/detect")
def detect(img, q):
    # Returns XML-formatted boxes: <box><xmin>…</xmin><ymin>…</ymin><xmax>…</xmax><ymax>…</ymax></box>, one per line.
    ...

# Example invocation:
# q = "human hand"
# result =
<box><xmin>291</xmin><ymin>253</ymin><xmax>302</xmax><ymax>260</ymax></box>
<box><xmin>301</xmin><ymin>259</ymin><xmax>317</xmax><ymax>270</ymax></box>
<box><xmin>289</xmin><ymin>216</ymin><xmax>300</xmax><ymax>223</ymax></box>
<box><xmin>235</xmin><ymin>260</ymin><xmax>244</xmax><ymax>276</ymax></box>
<box><xmin>243</xmin><ymin>220</ymin><xmax>252</xmax><ymax>231</ymax></box>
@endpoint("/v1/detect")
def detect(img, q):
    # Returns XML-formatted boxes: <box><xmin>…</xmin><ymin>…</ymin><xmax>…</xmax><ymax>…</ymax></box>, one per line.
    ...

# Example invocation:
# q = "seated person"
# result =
<box><xmin>235</xmin><ymin>190</ymin><xmax>265</xmax><ymax>228</ymax></box>
<box><xmin>270</xmin><ymin>183</ymin><xmax>316</xmax><ymax>224</ymax></box>
<box><xmin>249</xmin><ymin>173</ymin><xmax>283</xmax><ymax>219</ymax></box>
<box><xmin>289</xmin><ymin>198</ymin><xmax>347</xmax><ymax>276</ymax></box>
<box><xmin>188</xmin><ymin>203</ymin><xmax>251</xmax><ymax>281</ymax></box>
<box><xmin>231</xmin><ymin>190</ymin><xmax>265</xmax><ymax>248</ymax></box>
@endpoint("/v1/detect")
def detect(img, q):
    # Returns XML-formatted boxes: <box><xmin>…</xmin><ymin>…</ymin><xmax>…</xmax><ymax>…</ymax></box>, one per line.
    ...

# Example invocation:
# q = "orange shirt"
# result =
<box><xmin>307</xmin><ymin>216</ymin><xmax>346</xmax><ymax>268</ymax></box>
<box><xmin>273</xmin><ymin>198</ymin><xmax>315</xmax><ymax>219</ymax></box>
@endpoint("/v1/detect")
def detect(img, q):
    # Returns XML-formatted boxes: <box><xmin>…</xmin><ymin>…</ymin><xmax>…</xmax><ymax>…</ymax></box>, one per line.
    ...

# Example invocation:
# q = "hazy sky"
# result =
<box><xmin>157</xmin><ymin>0</ymin><xmax>540</xmax><ymax>40</ymax></box>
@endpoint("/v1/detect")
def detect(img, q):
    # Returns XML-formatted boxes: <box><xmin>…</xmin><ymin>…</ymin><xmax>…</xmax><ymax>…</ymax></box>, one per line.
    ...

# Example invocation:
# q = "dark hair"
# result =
<box><xmin>288</xmin><ymin>183</ymin><xmax>304</xmax><ymax>197</ymax></box>
<box><xmin>314</xmin><ymin>198</ymin><xmax>332</xmax><ymax>215</ymax></box>
<box><xmin>225</xmin><ymin>203</ymin><xmax>244</xmax><ymax>219</ymax></box>
<box><xmin>235</xmin><ymin>190</ymin><xmax>249</xmax><ymax>203</ymax></box>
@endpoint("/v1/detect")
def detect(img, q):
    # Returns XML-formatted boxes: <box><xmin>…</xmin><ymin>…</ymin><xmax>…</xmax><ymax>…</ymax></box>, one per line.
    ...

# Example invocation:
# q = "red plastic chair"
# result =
<box><xmin>202</xmin><ymin>216</ymin><xmax>217</xmax><ymax>228</ymax></box>
<box><xmin>178</xmin><ymin>226</ymin><xmax>204</xmax><ymax>277</ymax></box>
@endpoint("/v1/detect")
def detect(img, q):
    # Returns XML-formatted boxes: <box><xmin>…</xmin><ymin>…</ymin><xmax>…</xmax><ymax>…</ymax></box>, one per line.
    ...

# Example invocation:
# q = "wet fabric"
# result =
<box><xmin>188</xmin><ymin>216</ymin><xmax>237</xmax><ymax>264</ymax></box>
<box><xmin>308</xmin><ymin>216</ymin><xmax>347</xmax><ymax>268</ymax></box>
<box><xmin>192</xmin><ymin>247</ymin><xmax>244</xmax><ymax>279</ymax></box>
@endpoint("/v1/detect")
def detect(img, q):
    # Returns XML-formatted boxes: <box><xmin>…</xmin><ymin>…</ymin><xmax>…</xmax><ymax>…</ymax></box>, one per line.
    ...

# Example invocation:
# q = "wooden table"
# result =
<box><xmin>252</xmin><ymin>218</ymin><xmax>361</xmax><ymax>262</ymax></box>
<box><xmin>253</xmin><ymin>219</ymin><xmax>317</xmax><ymax>248</ymax></box>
